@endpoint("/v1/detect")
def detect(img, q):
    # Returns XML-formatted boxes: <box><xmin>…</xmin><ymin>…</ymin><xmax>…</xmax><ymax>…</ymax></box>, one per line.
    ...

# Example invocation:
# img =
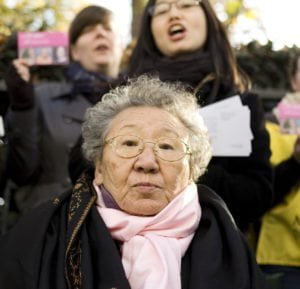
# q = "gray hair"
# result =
<box><xmin>82</xmin><ymin>75</ymin><xmax>212</xmax><ymax>180</ymax></box>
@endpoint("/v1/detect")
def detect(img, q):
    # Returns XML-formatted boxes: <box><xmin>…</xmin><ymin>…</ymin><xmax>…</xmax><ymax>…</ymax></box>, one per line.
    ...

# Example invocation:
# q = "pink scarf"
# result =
<box><xmin>94</xmin><ymin>182</ymin><xmax>201</xmax><ymax>289</ymax></box>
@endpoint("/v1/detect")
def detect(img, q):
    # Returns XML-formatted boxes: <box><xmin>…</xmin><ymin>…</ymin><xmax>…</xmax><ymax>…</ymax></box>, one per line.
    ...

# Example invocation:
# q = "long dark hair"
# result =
<box><xmin>128</xmin><ymin>0</ymin><xmax>250</xmax><ymax>97</ymax></box>
<box><xmin>288</xmin><ymin>53</ymin><xmax>300</xmax><ymax>91</ymax></box>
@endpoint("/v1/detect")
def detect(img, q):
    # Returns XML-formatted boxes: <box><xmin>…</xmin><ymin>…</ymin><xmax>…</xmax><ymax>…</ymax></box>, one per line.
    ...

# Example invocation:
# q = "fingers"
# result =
<box><xmin>12</xmin><ymin>59</ymin><xmax>31</xmax><ymax>82</ymax></box>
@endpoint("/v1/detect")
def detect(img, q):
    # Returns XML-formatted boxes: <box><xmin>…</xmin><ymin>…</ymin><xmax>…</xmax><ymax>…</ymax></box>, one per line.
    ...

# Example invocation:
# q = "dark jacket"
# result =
<box><xmin>5</xmin><ymin>81</ymin><xmax>91</xmax><ymax>211</ymax></box>
<box><xmin>265</xmin><ymin>114</ymin><xmax>300</xmax><ymax>206</ymax></box>
<box><xmin>199</xmin><ymin>90</ymin><xmax>272</xmax><ymax>229</ymax></box>
<box><xmin>0</xmin><ymin>170</ymin><xmax>269</xmax><ymax>289</ymax></box>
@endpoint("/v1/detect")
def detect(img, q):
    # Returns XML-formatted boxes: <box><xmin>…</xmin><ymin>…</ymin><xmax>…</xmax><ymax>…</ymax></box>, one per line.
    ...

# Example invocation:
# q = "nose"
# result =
<box><xmin>133</xmin><ymin>144</ymin><xmax>159</xmax><ymax>174</ymax></box>
<box><xmin>169</xmin><ymin>2</ymin><xmax>181</xmax><ymax>17</ymax></box>
<box><xmin>94</xmin><ymin>24</ymin><xmax>108</xmax><ymax>37</ymax></box>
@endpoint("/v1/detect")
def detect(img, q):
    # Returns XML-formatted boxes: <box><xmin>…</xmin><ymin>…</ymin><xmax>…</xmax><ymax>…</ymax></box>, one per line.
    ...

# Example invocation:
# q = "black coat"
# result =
<box><xmin>265</xmin><ymin>116</ymin><xmax>300</xmax><ymax>206</ymax></box>
<box><xmin>199</xmin><ymin>91</ymin><xmax>273</xmax><ymax>229</ymax></box>
<box><xmin>0</xmin><ymin>171</ymin><xmax>269</xmax><ymax>289</ymax></box>
<box><xmin>5</xmin><ymin>82</ymin><xmax>91</xmax><ymax>210</ymax></box>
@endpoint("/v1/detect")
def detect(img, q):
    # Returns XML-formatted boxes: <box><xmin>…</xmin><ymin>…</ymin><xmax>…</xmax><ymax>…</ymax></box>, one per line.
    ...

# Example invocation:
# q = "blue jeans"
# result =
<box><xmin>261</xmin><ymin>265</ymin><xmax>300</xmax><ymax>289</ymax></box>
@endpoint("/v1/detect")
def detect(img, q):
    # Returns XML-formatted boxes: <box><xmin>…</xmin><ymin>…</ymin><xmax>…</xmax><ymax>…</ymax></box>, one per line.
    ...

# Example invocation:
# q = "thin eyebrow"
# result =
<box><xmin>156</xmin><ymin>0</ymin><xmax>173</xmax><ymax>3</ymax></box>
<box><xmin>118</xmin><ymin>124</ymin><xmax>137</xmax><ymax>130</ymax></box>
<box><xmin>117</xmin><ymin>126</ymin><xmax>181</xmax><ymax>139</ymax></box>
<box><xmin>155</xmin><ymin>0</ymin><xmax>183</xmax><ymax>5</ymax></box>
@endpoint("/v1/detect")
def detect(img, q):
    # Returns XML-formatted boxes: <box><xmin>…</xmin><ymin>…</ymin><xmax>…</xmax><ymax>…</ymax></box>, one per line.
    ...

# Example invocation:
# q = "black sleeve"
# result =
<box><xmin>182</xmin><ymin>185</ymin><xmax>269</xmax><ymax>289</ymax></box>
<box><xmin>68</xmin><ymin>136</ymin><xmax>94</xmax><ymax>185</ymax></box>
<box><xmin>5</xmin><ymin>87</ymin><xmax>41</xmax><ymax>185</ymax></box>
<box><xmin>4</xmin><ymin>63</ymin><xmax>34</xmax><ymax>111</ymax></box>
<box><xmin>0</xmin><ymin>194</ymin><xmax>70</xmax><ymax>289</ymax></box>
<box><xmin>272</xmin><ymin>156</ymin><xmax>300</xmax><ymax>205</ymax></box>
<box><xmin>199</xmin><ymin>93</ymin><xmax>273</xmax><ymax>227</ymax></box>
<box><xmin>3</xmin><ymin>63</ymin><xmax>40</xmax><ymax>185</ymax></box>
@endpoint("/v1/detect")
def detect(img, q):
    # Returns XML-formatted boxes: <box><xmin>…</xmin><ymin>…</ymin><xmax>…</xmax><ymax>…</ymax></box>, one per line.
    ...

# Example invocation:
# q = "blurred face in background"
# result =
<box><xmin>150</xmin><ymin>0</ymin><xmax>207</xmax><ymax>58</ymax></box>
<box><xmin>71</xmin><ymin>15</ymin><xmax>123</xmax><ymax>77</ymax></box>
<box><xmin>291</xmin><ymin>57</ymin><xmax>300</xmax><ymax>92</ymax></box>
<box><xmin>56</xmin><ymin>46</ymin><xmax>68</xmax><ymax>62</ymax></box>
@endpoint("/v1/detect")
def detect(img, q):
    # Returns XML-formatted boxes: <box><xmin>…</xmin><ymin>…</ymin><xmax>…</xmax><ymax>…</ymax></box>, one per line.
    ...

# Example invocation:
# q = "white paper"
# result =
<box><xmin>0</xmin><ymin>116</ymin><xmax>4</xmax><ymax>137</ymax></box>
<box><xmin>199</xmin><ymin>96</ymin><xmax>253</xmax><ymax>156</ymax></box>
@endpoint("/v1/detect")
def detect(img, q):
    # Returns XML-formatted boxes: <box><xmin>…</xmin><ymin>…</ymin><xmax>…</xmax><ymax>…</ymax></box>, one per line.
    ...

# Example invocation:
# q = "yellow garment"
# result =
<box><xmin>256</xmin><ymin>122</ymin><xmax>300</xmax><ymax>266</ymax></box>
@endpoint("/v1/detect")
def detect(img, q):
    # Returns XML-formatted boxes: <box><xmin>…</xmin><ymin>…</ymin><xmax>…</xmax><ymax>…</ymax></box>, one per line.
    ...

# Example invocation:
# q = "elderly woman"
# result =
<box><xmin>0</xmin><ymin>76</ymin><xmax>268</xmax><ymax>289</ymax></box>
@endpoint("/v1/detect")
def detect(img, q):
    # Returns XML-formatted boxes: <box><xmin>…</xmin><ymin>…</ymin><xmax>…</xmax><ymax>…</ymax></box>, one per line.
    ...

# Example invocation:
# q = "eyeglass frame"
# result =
<box><xmin>148</xmin><ymin>0</ymin><xmax>202</xmax><ymax>17</ymax></box>
<box><xmin>103</xmin><ymin>134</ymin><xmax>192</xmax><ymax>162</ymax></box>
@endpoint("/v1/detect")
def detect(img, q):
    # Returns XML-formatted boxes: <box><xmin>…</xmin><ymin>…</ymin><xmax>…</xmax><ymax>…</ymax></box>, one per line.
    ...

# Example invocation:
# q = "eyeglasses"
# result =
<box><xmin>148</xmin><ymin>0</ymin><xmax>201</xmax><ymax>17</ymax></box>
<box><xmin>104</xmin><ymin>135</ymin><xmax>192</xmax><ymax>162</ymax></box>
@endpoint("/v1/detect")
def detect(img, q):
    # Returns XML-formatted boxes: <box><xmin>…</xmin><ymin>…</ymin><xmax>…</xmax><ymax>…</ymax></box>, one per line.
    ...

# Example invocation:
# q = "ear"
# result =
<box><xmin>70</xmin><ymin>45</ymin><xmax>79</xmax><ymax>61</ymax></box>
<box><xmin>188</xmin><ymin>167</ymin><xmax>194</xmax><ymax>184</ymax></box>
<box><xmin>188</xmin><ymin>158</ymin><xmax>194</xmax><ymax>183</ymax></box>
<box><xmin>291</xmin><ymin>79</ymin><xmax>297</xmax><ymax>92</ymax></box>
<box><xmin>94</xmin><ymin>162</ymin><xmax>104</xmax><ymax>185</ymax></box>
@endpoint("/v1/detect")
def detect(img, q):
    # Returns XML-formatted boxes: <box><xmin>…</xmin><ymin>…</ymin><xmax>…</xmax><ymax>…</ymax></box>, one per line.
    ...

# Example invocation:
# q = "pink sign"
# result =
<box><xmin>277</xmin><ymin>103</ymin><xmax>300</xmax><ymax>134</ymax></box>
<box><xmin>18</xmin><ymin>32</ymin><xmax>69</xmax><ymax>66</ymax></box>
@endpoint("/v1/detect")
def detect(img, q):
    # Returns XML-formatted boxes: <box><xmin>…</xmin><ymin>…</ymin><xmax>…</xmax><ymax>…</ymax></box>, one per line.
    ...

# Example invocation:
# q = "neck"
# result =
<box><xmin>100</xmin><ymin>185</ymin><xmax>121</xmax><ymax>209</ymax></box>
<box><xmin>106</xmin><ymin>66</ymin><xmax>119</xmax><ymax>78</ymax></box>
<box><xmin>91</xmin><ymin>64</ymin><xmax>120</xmax><ymax>79</ymax></box>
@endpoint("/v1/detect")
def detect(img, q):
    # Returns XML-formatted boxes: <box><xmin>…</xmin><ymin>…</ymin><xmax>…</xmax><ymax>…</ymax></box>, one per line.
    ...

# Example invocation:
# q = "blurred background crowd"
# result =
<box><xmin>0</xmin><ymin>1</ymin><xmax>299</xmax><ymax>288</ymax></box>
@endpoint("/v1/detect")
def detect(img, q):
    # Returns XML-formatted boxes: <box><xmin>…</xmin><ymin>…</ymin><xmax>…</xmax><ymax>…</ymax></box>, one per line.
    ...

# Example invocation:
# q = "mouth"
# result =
<box><xmin>94</xmin><ymin>44</ymin><xmax>109</xmax><ymax>53</ymax></box>
<box><xmin>133</xmin><ymin>183</ymin><xmax>161</xmax><ymax>190</ymax></box>
<box><xmin>133</xmin><ymin>182</ymin><xmax>160</xmax><ymax>188</ymax></box>
<box><xmin>168</xmin><ymin>24</ymin><xmax>186</xmax><ymax>38</ymax></box>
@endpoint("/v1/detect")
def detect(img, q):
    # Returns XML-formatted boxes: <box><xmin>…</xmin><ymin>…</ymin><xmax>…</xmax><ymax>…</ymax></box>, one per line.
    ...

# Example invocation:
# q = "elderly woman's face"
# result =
<box><xmin>94</xmin><ymin>106</ymin><xmax>192</xmax><ymax>216</ymax></box>
<box><xmin>150</xmin><ymin>0</ymin><xmax>207</xmax><ymax>58</ymax></box>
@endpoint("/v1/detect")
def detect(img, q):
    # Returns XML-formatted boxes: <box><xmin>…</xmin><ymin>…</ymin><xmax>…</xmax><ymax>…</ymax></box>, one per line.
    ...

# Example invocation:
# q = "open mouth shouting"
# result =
<box><xmin>168</xmin><ymin>24</ymin><xmax>186</xmax><ymax>41</ymax></box>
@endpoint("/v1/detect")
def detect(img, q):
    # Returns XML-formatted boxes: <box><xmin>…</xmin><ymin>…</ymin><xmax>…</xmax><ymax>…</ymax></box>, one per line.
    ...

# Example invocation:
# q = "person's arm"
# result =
<box><xmin>4</xmin><ymin>59</ymin><xmax>41</xmax><ymax>185</ymax></box>
<box><xmin>272</xmin><ymin>136</ymin><xmax>300</xmax><ymax>205</ymax></box>
<box><xmin>199</xmin><ymin>93</ymin><xmax>273</xmax><ymax>226</ymax></box>
<box><xmin>5</xmin><ymin>59</ymin><xmax>34</xmax><ymax>111</ymax></box>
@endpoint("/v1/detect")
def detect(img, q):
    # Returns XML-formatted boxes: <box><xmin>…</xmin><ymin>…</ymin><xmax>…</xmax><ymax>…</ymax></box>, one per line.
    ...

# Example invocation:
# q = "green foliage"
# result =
<box><xmin>235</xmin><ymin>41</ymin><xmax>300</xmax><ymax>112</ymax></box>
<box><xmin>0</xmin><ymin>0</ymin><xmax>68</xmax><ymax>38</ymax></box>
<box><xmin>0</xmin><ymin>0</ymin><xmax>71</xmax><ymax>82</ymax></box>
<box><xmin>225</xmin><ymin>0</ymin><xmax>243</xmax><ymax>18</ymax></box>
<box><xmin>236</xmin><ymin>41</ymin><xmax>300</xmax><ymax>90</ymax></box>
<box><xmin>210</xmin><ymin>0</ymin><xmax>255</xmax><ymax>28</ymax></box>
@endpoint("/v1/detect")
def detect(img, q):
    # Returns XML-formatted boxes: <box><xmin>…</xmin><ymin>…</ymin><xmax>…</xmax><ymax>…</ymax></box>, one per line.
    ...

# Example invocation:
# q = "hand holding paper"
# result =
<box><xmin>18</xmin><ymin>32</ymin><xmax>69</xmax><ymax>66</ymax></box>
<box><xmin>276</xmin><ymin>102</ymin><xmax>300</xmax><ymax>134</ymax></box>
<box><xmin>199</xmin><ymin>96</ymin><xmax>253</xmax><ymax>156</ymax></box>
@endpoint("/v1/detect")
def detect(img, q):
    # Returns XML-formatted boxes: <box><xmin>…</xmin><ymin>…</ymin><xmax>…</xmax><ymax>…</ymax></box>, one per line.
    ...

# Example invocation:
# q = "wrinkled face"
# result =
<box><xmin>94</xmin><ymin>106</ymin><xmax>192</xmax><ymax>216</ymax></box>
<box><xmin>150</xmin><ymin>0</ymin><xmax>207</xmax><ymax>58</ymax></box>
<box><xmin>291</xmin><ymin>58</ymin><xmax>300</xmax><ymax>92</ymax></box>
<box><xmin>71</xmin><ymin>17</ymin><xmax>123</xmax><ymax>77</ymax></box>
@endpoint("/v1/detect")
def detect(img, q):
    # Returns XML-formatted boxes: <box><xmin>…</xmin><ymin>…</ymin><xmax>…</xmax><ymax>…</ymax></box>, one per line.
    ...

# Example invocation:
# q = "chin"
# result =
<box><xmin>125</xmin><ymin>200</ymin><xmax>167</xmax><ymax>216</ymax></box>
<box><xmin>168</xmin><ymin>45</ymin><xmax>199</xmax><ymax>58</ymax></box>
